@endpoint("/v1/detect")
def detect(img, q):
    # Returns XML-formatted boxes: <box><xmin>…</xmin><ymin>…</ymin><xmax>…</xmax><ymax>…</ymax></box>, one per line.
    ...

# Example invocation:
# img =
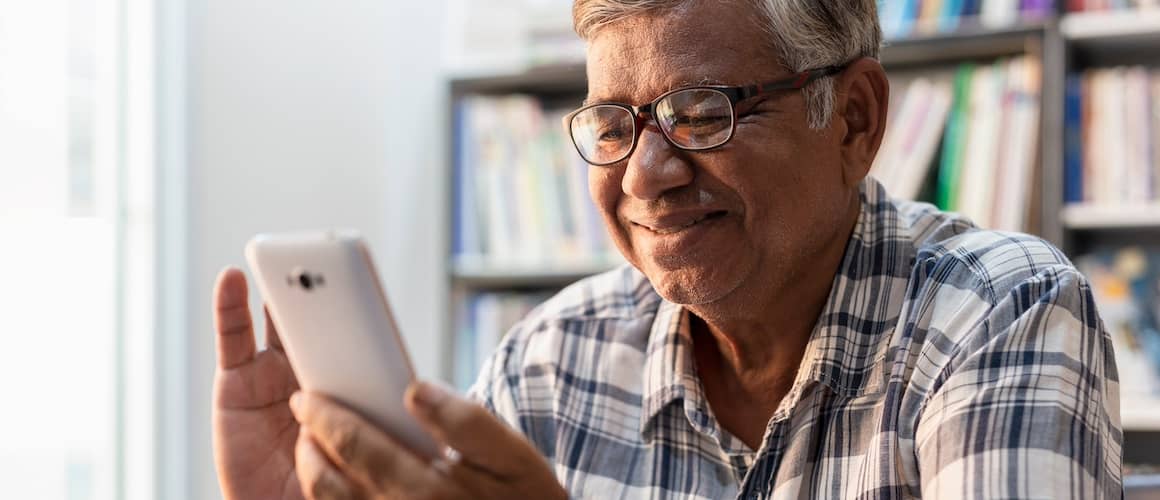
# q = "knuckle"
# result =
<box><xmin>366</xmin><ymin>453</ymin><xmax>402</xmax><ymax>491</ymax></box>
<box><xmin>307</xmin><ymin>472</ymin><xmax>328</xmax><ymax>499</ymax></box>
<box><xmin>316</xmin><ymin>468</ymin><xmax>356</xmax><ymax>500</ymax></box>
<box><xmin>436</xmin><ymin>400</ymin><xmax>474</xmax><ymax>427</ymax></box>
<box><xmin>454</xmin><ymin>404</ymin><xmax>493</xmax><ymax>435</ymax></box>
<box><xmin>463</xmin><ymin>404</ymin><xmax>490</xmax><ymax>427</ymax></box>
<box><xmin>330</xmin><ymin>418</ymin><xmax>363</xmax><ymax>465</ymax></box>
<box><xmin>308</xmin><ymin>471</ymin><xmax>337</xmax><ymax>500</ymax></box>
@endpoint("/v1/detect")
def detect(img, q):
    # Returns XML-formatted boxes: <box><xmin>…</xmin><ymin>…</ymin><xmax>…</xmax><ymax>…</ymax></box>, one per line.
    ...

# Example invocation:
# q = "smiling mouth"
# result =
<box><xmin>636</xmin><ymin>210</ymin><xmax>728</xmax><ymax>234</ymax></box>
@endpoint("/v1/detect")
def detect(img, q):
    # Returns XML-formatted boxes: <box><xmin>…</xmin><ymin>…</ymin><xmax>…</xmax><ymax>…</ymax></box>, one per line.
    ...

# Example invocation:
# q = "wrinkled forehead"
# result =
<box><xmin>583</xmin><ymin>3</ymin><xmax>782</xmax><ymax>105</ymax></box>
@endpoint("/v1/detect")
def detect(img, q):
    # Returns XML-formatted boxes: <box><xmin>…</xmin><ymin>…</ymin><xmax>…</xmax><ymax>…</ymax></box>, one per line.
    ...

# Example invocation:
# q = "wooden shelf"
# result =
<box><xmin>1062</xmin><ymin>10</ymin><xmax>1160</xmax><ymax>43</ymax></box>
<box><xmin>448</xmin><ymin>24</ymin><xmax>1051</xmax><ymax>96</ymax></box>
<box><xmin>449</xmin><ymin>64</ymin><xmax>586</xmax><ymax>96</ymax></box>
<box><xmin>1062</xmin><ymin>10</ymin><xmax>1160</xmax><ymax>63</ymax></box>
<box><xmin>1124</xmin><ymin>398</ymin><xmax>1160</xmax><ymax>432</ymax></box>
<box><xmin>881</xmin><ymin>22</ymin><xmax>1048</xmax><ymax>68</ymax></box>
<box><xmin>451</xmin><ymin>256</ymin><xmax>621</xmax><ymax>288</ymax></box>
<box><xmin>1125</xmin><ymin>474</ymin><xmax>1160</xmax><ymax>492</ymax></box>
<box><xmin>1063</xmin><ymin>204</ymin><xmax>1160</xmax><ymax>229</ymax></box>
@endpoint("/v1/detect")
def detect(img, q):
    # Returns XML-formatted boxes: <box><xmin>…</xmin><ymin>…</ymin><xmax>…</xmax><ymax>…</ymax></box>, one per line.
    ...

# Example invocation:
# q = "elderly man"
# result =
<box><xmin>211</xmin><ymin>0</ymin><xmax>1122</xmax><ymax>498</ymax></box>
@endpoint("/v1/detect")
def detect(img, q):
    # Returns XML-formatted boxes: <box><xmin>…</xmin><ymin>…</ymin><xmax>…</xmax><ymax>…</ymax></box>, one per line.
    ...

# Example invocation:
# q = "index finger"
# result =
<box><xmin>213</xmin><ymin>267</ymin><xmax>257</xmax><ymax>369</ymax></box>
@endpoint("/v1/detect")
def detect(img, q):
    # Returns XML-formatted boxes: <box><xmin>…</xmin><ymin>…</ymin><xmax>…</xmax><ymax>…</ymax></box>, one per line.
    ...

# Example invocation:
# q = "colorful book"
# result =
<box><xmin>1152</xmin><ymin>71</ymin><xmax>1160</xmax><ymax>199</ymax></box>
<box><xmin>992</xmin><ymin>57</ymin><xmax>1041</xmax><ymax>232</ymax></box>
<box><xmin>981</xmin><ymin>0</ymin><xmax>1020</xmax><ymax>28</ymax></box>
<box><xmin>919</xmin><ymin>0</ymin><xmax>948</xmax><ymax>33</ymax></box>
<box><xmin>452</xmin><ymin>95</ymin><xmax>617</xmax><ymax>265</ymax></box>
<box><xmin>936</xmin><ymin>64</ymin><xmax>975</xmax><ymax>211</ymax></box>
<box><xmin>1125</xmin><ymin>67</ymin><xmax>1153</xmax><ymax>203</ymax></box>
<box><xmin>939</xmin><ymin>0</ymin><xmax>967</xmax><ymax>31</ymax></box>
<box><xmin>1064</xmin><ymin>74</ymin><xmax>1084</xmax><ymax>204</ymax></box>
<box><xmin>957</xmin><ymin>62</ymin><xmax>1003</xmax><ymax>227</ymax></box>
<box><xmin>1070</xmin><ymin>66</ymin><xmax>1160</xmax><ymax>206</ymax></box>
<box><xmin>454</xmin><ymin>291</ymin><xmax>548</xmax><ymax>391</ymax></box>
<box><xmin>886</xmin><ymin>78</ymin><xmax>955</xmax><ymax>200</ymax></box>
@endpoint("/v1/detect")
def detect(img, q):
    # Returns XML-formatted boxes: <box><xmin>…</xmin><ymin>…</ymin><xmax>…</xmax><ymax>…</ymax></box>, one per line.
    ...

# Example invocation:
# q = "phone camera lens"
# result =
<box><xmin>299</xmin><ymin>273</ymin><xmax>314</xmax><ymax>290</ymax></box>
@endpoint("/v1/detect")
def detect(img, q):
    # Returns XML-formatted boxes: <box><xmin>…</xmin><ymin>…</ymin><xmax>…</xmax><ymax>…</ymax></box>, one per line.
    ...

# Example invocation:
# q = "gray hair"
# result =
<box><xmin>572</xmin><ymin>0</ymin><xmax>882</xmax><ymax>129</ymax></box>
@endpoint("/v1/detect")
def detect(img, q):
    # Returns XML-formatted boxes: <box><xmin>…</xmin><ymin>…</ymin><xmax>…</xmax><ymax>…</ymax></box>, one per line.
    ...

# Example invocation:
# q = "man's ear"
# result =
<box><xmin>834</xmin><ymin>57</ymin><xmax>889</xmax><ymax>187</ymax></box>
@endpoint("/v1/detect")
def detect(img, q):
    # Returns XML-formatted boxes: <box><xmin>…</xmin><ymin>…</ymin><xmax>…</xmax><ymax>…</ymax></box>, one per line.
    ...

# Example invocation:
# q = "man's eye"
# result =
<box><xmin>598</xmin><ymin>127</ymin><xmax>627</xmax><ymax>142</ymax></box>
<box><xmin>673</xmin><ymin>114</ymin><xmax>730</xmax><ymax>129</ymax></box>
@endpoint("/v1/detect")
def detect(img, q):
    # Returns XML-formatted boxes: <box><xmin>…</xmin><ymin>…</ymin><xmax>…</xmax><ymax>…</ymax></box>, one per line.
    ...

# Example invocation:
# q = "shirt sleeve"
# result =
<box><xmin>915</xmin><ymin>266</ymin><xmax>1123</xmax><ymax>499</ymax></box>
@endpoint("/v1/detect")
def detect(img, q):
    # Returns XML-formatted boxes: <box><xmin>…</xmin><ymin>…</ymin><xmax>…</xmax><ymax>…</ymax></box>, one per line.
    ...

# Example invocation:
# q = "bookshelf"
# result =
<box><xmin>1124</xmin><ymin>399</ymin><xmax>1160</xmax><ymax>432</ymax></box>
<box><xmin>443</xmin><ymin>8</ymin><xmax>1160</xmax><ymax>447</ymax></box>
<box><xmin>1061</xmin><ymin>9</ymin><xmax>1160</xmax><ymax>48</ymax></box>
<box><xmin>1057</xmin><ymin>11</ymin><xmax>1160</xmax><ymax>466</ymax></box>
<box><xmin>1063</xmin><ymin>204</ymin><xmax>1160</xmax><ymax>230</ymax></box>
<box><xmin>879</xmin><ymin>21</ymin><xmax>1051</xmax><ymax>68</ymax></box>
<box><xmin>451</xmin><ymin>256</ymin><xmax>622</xmax><ymax>288</ymax></box>
<box><xmin>1059</xmin><ymin>9</ymin><xmax>1160</xmax><ymax>247</ymax></box>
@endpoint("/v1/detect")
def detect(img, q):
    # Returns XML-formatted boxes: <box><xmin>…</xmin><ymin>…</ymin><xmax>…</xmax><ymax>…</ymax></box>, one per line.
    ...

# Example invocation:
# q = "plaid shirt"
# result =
<box><xmin>469</xmin><ymin>178</ymin><xmax>1123</xmax><ymax>499</ymax></box>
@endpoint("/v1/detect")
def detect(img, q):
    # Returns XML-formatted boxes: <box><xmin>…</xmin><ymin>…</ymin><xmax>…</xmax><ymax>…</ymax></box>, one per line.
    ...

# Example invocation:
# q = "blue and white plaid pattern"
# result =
<box><xmin>469</xmin><ymin>178</ymin><xmax>1123</xmax><ymax>499</ymax></box>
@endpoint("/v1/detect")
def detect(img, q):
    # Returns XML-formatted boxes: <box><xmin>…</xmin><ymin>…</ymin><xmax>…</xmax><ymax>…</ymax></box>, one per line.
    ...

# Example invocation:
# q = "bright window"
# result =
<box><xmin>0</xmin><ymin>0</ymin><xmax>156</xmax><ymax>498</ymax></box>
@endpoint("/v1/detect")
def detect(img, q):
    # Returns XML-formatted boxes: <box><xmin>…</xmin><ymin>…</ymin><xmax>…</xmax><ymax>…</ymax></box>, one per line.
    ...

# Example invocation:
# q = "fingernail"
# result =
<box><xmin>289</xmin><ymin>391</ymin><xmax>302</xmax><ymax>414</ymax></box>
<box><xmin>413</xmin><ymin>381</ymin><xmax>448</xmax><ymax>410</ymax></box>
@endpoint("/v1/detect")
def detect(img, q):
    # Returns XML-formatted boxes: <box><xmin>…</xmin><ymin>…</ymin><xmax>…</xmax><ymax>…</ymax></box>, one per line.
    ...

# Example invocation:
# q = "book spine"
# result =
<box><xmin>454</xmin><ymin>294</ymin><xmax>479</xmax><ymax>391</ymax></box>
<box><xmin>936</xmin><ymin>64</ymin><xmax>976</xmax><ymax>211</ymax></box>
<box><xmin>1126</xmin><ymin>68</ymin><xmax>1152</xmax><ymax>202</ymax></box>
<box><xmin>881</xmin><ymin>0</ymin><xmax>912</xmax><ymax>39</ymax></box>
<box><xmin>1064</xmin><ymin>74</ymin><xmax>1085</xmax><ymax>204</ymax></box>
<box><xmin>1152</xmin><ymin>71</ymin><xmax>1160</xmax><ymax>201</ymax></box>
<box><xmin>939</xmin><ymin>0</ymin><xmax>965</xmax><ymax>31</ymax></box>
<box><xmin>452</xmin><ymin>99</ymin><xmax>468</xmax><ymax>257</ymax></box>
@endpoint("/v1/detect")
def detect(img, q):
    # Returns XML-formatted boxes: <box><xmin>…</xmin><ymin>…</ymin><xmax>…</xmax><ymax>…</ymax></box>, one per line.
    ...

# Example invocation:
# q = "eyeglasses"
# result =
<box><xmin>564</xmin><ymin>65</ymin><xmax>847</xmax><ymax>166</ymax></box>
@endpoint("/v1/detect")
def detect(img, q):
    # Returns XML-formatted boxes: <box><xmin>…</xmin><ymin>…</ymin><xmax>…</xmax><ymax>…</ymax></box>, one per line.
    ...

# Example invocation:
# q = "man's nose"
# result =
<box><xmin>622</xmin><ymin>126</ymin><xmax>695</xmax><ymax>201</ymax></box>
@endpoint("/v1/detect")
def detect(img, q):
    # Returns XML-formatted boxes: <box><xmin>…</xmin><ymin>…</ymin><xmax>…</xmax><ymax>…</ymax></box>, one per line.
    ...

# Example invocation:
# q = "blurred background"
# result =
<box><xmin>1</xmin><ymin>0</ymin><xmax>1158</xmax><ymax>498</ymax></box>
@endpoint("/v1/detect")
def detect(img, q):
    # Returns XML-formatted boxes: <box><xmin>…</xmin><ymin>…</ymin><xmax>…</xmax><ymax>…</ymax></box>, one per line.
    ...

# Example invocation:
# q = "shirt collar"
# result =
<box><xmin>639</xmin><ymin>178</ymin><xmax>915</xmax><ymax>440</ymax></box>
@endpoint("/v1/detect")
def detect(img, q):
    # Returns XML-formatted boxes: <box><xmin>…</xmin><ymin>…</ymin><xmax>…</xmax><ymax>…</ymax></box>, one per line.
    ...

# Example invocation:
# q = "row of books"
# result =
<box><xmin>880</xmin><ymin>0</ymin><xmax>1055</xmax><ymax>39</ymax></box>
<box><xmin>1065</xmin><ymin>67</ymin><xmax>1160</xmax><ymax>205</ymax></box>
<box><xmin>872</xmin><ymin>56</ymin><xmax>1042</xmax><ymax>232</ymax></box>
<box><xmin>453</xmin><ymin>95</ymin><xmax>616</xmax><ymax>266</ymax></box>
<box><xmin>453</xmin><ymin>291</ymin><xmax>548</xmax><ymax>390</ymax></box>
<box><xmin>1066</xmin><ymin>0</ymin><xmax>1159</xmax><ymax>11</ymax></box>
<box><xmin>1075</xmin><ymin>248</ymin><xmax>1160</xmax><ymax>402</ymax></box>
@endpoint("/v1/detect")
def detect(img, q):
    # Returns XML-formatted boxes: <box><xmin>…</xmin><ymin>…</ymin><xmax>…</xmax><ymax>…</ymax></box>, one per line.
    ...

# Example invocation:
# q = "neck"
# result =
<box><xmin>688</xmin><ymin>191</ymin><xmax>860</xmax><ymax>400</ymax></box>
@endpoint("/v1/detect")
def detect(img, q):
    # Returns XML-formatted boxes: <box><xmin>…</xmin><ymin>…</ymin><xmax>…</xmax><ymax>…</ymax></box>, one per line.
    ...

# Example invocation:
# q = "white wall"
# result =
<box><xmin>184</xmin><ymin>1</ymin><xmax>449</xmax><ymax>498</ymax></box>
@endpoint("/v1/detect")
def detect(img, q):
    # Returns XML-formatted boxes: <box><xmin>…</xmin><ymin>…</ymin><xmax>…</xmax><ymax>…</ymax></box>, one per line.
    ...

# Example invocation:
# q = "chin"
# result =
<box><xmin>638</xmin><ymin>257</ymin><xmax>748</xmax><ymax>306</ymax></box>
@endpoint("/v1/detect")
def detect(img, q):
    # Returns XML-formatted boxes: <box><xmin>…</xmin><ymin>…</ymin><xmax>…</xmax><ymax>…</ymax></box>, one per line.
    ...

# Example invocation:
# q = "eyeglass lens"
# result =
<box><xmin>569</xmin><ymin>88</ymin><xmax>735</xmax><ymax>165</ymax></box>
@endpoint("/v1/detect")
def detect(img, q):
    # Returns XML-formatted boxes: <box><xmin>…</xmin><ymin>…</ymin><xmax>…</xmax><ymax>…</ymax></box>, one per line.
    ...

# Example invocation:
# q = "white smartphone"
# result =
<box><xmin>244</xmin><ymin>229</ymin><xmax>441</xmax><ymax>460</ymax></box>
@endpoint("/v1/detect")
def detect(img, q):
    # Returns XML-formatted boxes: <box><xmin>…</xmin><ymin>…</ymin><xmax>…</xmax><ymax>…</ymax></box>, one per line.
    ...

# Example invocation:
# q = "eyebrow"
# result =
<box><xmin>583</xmin><ymin>77</ymin><xmax>729</xmax><ymax>106</ymax></box>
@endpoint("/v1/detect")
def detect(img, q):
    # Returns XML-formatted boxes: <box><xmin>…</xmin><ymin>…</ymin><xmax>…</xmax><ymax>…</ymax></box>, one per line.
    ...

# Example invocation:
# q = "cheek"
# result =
<box><xmin>588</xmin><ymin>166</ymin><xmax>633</xmax><ymax>248</ymax></box>
<box><xmin>588</xmin><ymin>166</ymin><xmax>620</xmax><ymax>218</ymax></box>
<box><xmin>727</xmin><ymin>126</ymin><xmax>846</xmax><ymax>241</ymax></box>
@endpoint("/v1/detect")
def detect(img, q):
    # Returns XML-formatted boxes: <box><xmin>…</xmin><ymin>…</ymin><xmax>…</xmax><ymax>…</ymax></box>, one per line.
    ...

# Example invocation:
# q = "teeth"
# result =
<box><xmin>651</xmin><ymin>213</ymin><xmax>709</xmax><ymax>234</ymax></box>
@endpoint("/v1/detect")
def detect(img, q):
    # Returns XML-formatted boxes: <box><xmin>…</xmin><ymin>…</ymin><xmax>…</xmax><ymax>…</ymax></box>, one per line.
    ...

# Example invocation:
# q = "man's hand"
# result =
<box><xmin>213</xmin><ymin>268</ymin><xmax>303</xmax><ymax>500</ymax></box>
<box><xmin>291</xmin><ymin>382</ymin><xmax>567</xmax><ymax>500</ymax></box>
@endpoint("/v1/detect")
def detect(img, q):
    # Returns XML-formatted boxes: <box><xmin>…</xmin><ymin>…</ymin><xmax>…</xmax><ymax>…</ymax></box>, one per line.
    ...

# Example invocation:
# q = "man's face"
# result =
<box><xmin>585</xmin><ymin>1</ymin><xmax>856</xmax><ymax>307</ymax></box>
